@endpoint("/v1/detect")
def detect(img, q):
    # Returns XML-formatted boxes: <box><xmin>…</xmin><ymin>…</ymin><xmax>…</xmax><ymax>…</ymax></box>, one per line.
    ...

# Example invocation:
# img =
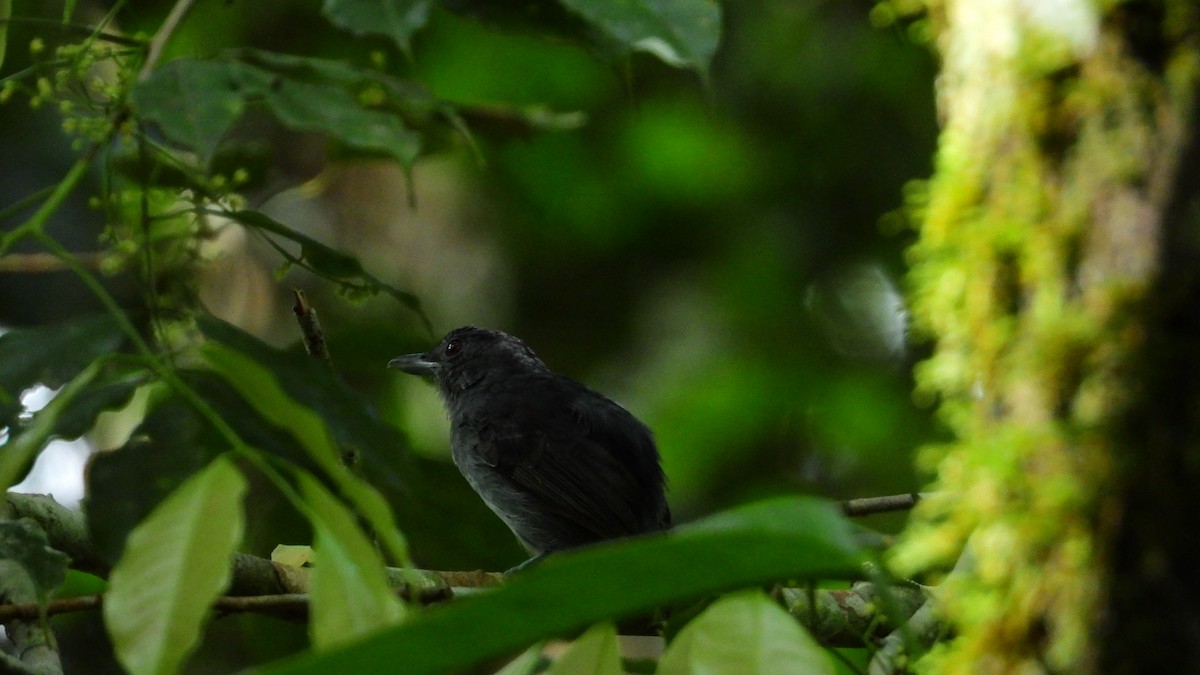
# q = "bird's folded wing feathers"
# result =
<box><xmin>501</xmin><ymin>433</ymin><xmax>648</xmax><ymax>540</ymax></box>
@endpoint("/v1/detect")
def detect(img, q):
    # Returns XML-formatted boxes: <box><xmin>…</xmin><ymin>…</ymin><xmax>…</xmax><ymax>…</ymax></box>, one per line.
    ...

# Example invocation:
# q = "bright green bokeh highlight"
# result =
<box><xmin>619</xmin><ymin>102</ymin><xmax>754</xmax><ymax>206</ymax></box>
<box><xmin>499</xmin><ymin>133</ymin><xmax>633</xmax><ymax>251</ymax></box>
<box><xmin>415</xmin><ymin>11</ymin><xmax>614</xmax><ymax>108</ymax></box>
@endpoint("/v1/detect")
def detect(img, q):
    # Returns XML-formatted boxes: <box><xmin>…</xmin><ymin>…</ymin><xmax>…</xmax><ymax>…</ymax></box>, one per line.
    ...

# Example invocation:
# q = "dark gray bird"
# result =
<box><xmin>389</xmin><ymin>326</ymin><xmax>670</xmax><ymax>561</ymax></box>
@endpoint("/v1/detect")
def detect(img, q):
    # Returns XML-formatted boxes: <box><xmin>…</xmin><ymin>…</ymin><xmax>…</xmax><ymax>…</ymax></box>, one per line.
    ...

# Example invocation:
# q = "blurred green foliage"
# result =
<box><xmin>0</xmin><ymin>0</ymin><xmax>942</xmax><ymax>565</ymax></box>
<box><xmin>0</xmin><ymin>0</ymin><xmax>943</xmax><ymax>671</ymax></box>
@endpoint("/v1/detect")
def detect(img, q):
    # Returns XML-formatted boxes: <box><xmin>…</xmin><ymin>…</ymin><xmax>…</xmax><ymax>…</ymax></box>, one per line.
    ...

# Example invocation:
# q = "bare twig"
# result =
<box><xmin>138</xmin><ymin>0</ymin><xmax>198</xmax><ymax>81</ymax></box>
<box><xmin>0</xmin><ymin>584</ymin><xmax>456</xmax><ymax>625</ymax></box>
<box><xmin>841</xmin><ymin>493</ymin><xmax>927</xmax><ymax>518</ymax></box>
<box><xmin>0</xmin><ymin>595</ymin><xmax>101</xmax><ymax>622</ymax></box>
<box><xmin>0</xmin><ymin>593</ymin><xmax>311</xmax><ymax>624</ymax></box>
<box><xmin>0</xmin><ymin>252</ymin><xmax>105</xmax><ymax>273</ymax></box>
<box><xmin>0</xmin><ymin>17</ymin><xmax>144</xmax><ymax>48</ymax></box>
<box><xmin>2</xmin><ymin>491</ymin><xmax>944</xmax><ymax>650</ymax></box>
<box><xmin>292</xmin><ymin>289</ymin><xmax>331</xmax><ymax>364</ymax></box>
<box><xmin>2</xmin><ymin>494</ymin><xmax>497</xmax><ymax>611</ymax></box>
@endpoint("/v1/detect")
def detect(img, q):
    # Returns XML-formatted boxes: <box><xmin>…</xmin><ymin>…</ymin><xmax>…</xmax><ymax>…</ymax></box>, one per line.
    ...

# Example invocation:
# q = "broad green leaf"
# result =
<box><xmin>237</xmin><ymin>49</ymin><xmax>384</xmax><ymax>88</ymax></box>
<box><xmin>493</xmin><ymin>644</ymin><xmax>545</xmax><ymax>675</ymax></box>
<box><xmin>213</xmin><ymin>209</ymin><xmax>430</xmax><ymax>324</ymax></box>
<box><xmin>132</xmin><ymin>60</ymin><xmax>248</xmax><ymax>168</ymax></box>
<box><xmin>231</xmin><ymin>51</ymin><xmax>425</xmax><ymax>167</ymax></box>
<box><xmin>52</xmin><ymin>376</ymin><xmax>143</xmax><ymax>440</ymax></box>
<box><xmin>84</xmin><ymin>381</ymin><xmax>228</xmax><ymax>565</ymax></box>
<box><xmin>201</xmin><ymin>343</ymin><xmax>341</xmax><ymax>472</ymax></box>
<box><xmin>546</xmin><ymin>623</ymin><xmax>621</xmax><ymax>675</ymax></box>
<box><xmin>298</xmin><ymin>241</ymin><xmax>366</xmax><ymax>280</ymax></box>
<box><xmin>258</xmin><ymin>75</ymin><xmax>422</xmax><ymax>166</ymax></box>
<box><xmin>197</xmin><ymin>315</ymin><xmax>515</xmax><ymax>568</ymax></box>
<box><xmin>559</xmin><ymin>0</ymin><xmax>721</xmax><ymax>77</ymax></box>
<box><xmin>322</xmin><ymin>0</ymin><xmax>435</xmax><ymax>57</ymax></box>
<box><xmin>299</xmin><ymin>471</ymin><xmax>406</xmax><ymax>649</ymax></box>
<box><xmin>104</xmin><ymin>456</ymin><xmax>247</xmax><ymax>675</ymax></box>
<box><xmin>0</xmin><ymin>0</ymin><xmax>10</xmax><ymax>74</ymax></box>
<box><xmin>658</xmin><ymin>590</ymin><xmax>835</xmax><ymax>675</ymax></box>
<box><xmin>0</xmin><ymin>360</ymin><xmax>102</xmax><ymax>490</ymax></box>
<box><xmin>201</xmin><ymin>340</ymin><xmax>410</xmax><ymax>566</ymax></box>
<box><xmin>259</xmin><ymin>497</ymin><xmax>865</xmax><ymax>675</ymax></box>
<box><xmin>53</xmin><ymin>569</ymin><xmax>108</xmax><ymax>599</ymax></box>
<box><xmin>134</xmin><ymin>55</ymin><xmax>428</xmax><ymax>171</ymax></box>
<box><xmin>219</xmin><ymin>209</ymin><xmax>364</xmax><ymax>280</ymax></box>
<box><xmin>219</xmin><ymin>209</ymin><xmax>415</xmax><ymax>300</ymax></box>
<box><xmin>0</xmin><ymin>313</ymin><xmax>126</xmax><ymax>422</ymax></box>
<box><xmin>0</xmin><ymin>520</ymin><xmax>69</xmax><ymax>601</ymax></box>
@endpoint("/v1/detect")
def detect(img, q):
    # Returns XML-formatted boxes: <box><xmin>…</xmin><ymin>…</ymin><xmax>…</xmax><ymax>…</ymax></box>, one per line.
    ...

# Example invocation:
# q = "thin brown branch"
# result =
<box><xmin>0</xmin><ymin>18</ymin><xmax>145</xmax><ymax>48</ymax></box>
<box><xmin>0</xmin><ymin>585</ymin><xmax>457</xmax><ymax>625</ymax></box>
<box><xmin>2</xmin><ymin>491</ymin><xmax>936</xmax><ymax>649</ymax></box>
<box><xmin>1</xmin><ymin>494</ymin><xmax>110</xmax><ymax>578</ymax></box>
<box><xmin>0</xmin><ymin>595</ymin><xmax>101</xmax><ymax>622</ymax></box>
<box><xmin>0</xmin><ymin>252</ymin><xmax>104</xmax><ymax>273</ymax></box>
<box><xmin>427</xmin><ymin>570</ymin><xmax>504</xmax><ymax>588</ymax></box>
<box><xmin>841</xmin><ymin>493</ymin><xmax>927</xmax><ymax>518</ymax></box>
<box><xmin>292</xmin><ymin>289</ymin><xmax>331</xmax><ymax>364</ymax></box>
<box><xmin>138</xmin><ymin>0</ymin><xmax>198</xmax><ymax>81</ymax></box>
<box><xmin>0</xmin><ymin>593</ymin><xmax>311</xmax><ymax>624</ymax></box>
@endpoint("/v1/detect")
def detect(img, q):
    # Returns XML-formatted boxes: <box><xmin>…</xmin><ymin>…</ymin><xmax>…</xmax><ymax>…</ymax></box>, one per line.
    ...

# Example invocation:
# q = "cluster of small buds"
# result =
<box><xmin>5</xmin><ymin>38</ymin><xmax>139</xmax><ymax>151</ymax></box>
<box><xmin>207</xmin><ymin>172</ymin><xmax>251</xmax><ymax>190</ymax></box>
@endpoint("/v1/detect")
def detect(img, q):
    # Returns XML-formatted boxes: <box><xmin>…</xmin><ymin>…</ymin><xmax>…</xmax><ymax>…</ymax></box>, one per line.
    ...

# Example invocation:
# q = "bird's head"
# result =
<box><xmin>388</xmin><ymin>326</ymin><xmax>547</xmax><ymax>399</ymax></box>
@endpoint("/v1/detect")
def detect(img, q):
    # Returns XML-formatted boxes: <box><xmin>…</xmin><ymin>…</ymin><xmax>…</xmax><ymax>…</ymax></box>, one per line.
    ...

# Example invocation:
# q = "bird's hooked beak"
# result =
<box><xmin>388</xmin><ymin>353</ymin><xmax>439</xmax><ymax>376</ymax></box>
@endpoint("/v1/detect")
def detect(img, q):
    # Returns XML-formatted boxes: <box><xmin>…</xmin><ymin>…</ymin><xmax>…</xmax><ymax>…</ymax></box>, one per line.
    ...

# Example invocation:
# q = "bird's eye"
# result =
<box><xmin>444</xmin><ymin>338</ymin><xmax>463</xmax><ymax>358</ymax></box>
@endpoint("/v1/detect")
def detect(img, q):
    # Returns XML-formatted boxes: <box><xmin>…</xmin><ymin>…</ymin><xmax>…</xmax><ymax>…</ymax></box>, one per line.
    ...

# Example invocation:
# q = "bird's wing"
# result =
<box><xmin>484</xmin><ymin>431</ymin><xmax>642</xmax><ymax>540</ymax></box>
<box><xmin>476</xmin><ymin>398</ymin><xmax>655</xmax><ymax>541</ymax></box>
<box><xmin>567</xmin><ymin>393</ymin><xmax>670</xmax><ymax>530</ymax></box>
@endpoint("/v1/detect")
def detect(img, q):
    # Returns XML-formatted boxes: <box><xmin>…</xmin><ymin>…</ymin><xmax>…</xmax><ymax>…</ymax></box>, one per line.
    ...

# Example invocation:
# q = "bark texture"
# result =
<box><xmin>892</xmin><ymin>1</ymin><xmax>1200</xmax><ymax>671</ymax></box>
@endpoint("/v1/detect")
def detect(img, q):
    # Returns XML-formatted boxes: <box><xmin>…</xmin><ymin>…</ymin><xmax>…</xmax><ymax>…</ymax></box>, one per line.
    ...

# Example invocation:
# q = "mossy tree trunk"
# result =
<box><xmin>893</xmin><ymin>1</ymin><xmax>1200</xmax><ymax>671</ymax></box>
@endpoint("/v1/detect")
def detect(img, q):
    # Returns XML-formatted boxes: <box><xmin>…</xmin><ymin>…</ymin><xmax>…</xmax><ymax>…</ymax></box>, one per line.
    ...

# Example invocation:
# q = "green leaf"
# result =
<box><xmin>258</xmin><ymin>497</ymin><xmax>864</xmax><ymax>675</ymax></box>
<box><xmin>559</xmin><ymin>0</ymin><xmax>721</xmax><ymax>77</ymax></box>
<box><xmin>232</xmin><ymin>50</ymin><xmax>425</xmax><ymax>166</ymax></box>
<box><xmin>0</xmin><ymin>0</ymin><xmax>11</xmax><ymax>74</ymax></box>
<box><xmin>658</xmin><ymin>590</ymin><xmax>835</xmax><ymax>675</ymax></box>
<box><xmin>322</xmin><ymin>0</ymin><xmax>435</xmax><ymax>58</ymax></box>
<box><xmin>0</xmin><ymin>520</ymin><xmax>69</xmax><ymax>601</ymax></box>
<box><xmin>492</xmin><ymin>644</ymin><xmax>545</xmax><ymax>675</ymax></box>
<box><xmin>53</xmin><ymin>568</ymin><xmax>108</xmax><ymax>599</ymax></box>
<box><xmin>200</xmin><ymin>339</ymin><xmax>410</xmax><ymax>567</ymax></box>
<box><xmin>219</xmin><ymin>209</ymin><xmax>364</xmax><ymax>279</ymax></box>
<box><xmin>299</xmin><ymin>241</ymin><xmax>366</xmax><ymax>280</ymax></box>
<box><xmin>258</xmin><ymin>75</ymin><xmax>422</xmax><ymax>166</ymax></box>
<box><xmin>0</xmin><ymin>360</ymin><xmax>103</xmax><ymax>490</ymax></box>
<box><xmin>134</xmin><ymin>54</ymin><xmax>428</xmax><ymax>171</ymax></box>
<box><xmin>201</xmin><ymin>343</ymin><xmax>342</xmax><ymax>471</ymax></box>
<box><xmin>546</xmin><ymin>623</ymin><xmax>621</xmax><ymax>675</ymax></box>
<box><xmin>85</xmin><ymin>382</ymin><xmax>227</xmax><ymax>565</ymax></box>
<box><xmin>51</xmin><ymin>377</ymin><xmax>142</xmax><ymax>440</ymax></box>
<box><xmin>103</xmin><ymin>456</ymin><xmax>247</xmax><ymax>675</ymax></box>
<box><xmin>0</xmin><ymin>314</ymin><xmax>126</xmax><ymax>423</ymax></box>
<box><xmin>216</xmin><ymin>209</ymin><xmax>429</xmax><ymax>325</ymax></box>
<box><xmin>197</xmin><ymin>315</ymin><xmax>513</xmax><ymax>568</ymax></box>
<box><xmin>133</xmin><ymin>60</ymin><xmax>248</xmax><ymax>169</ymax></box>
<box><xmin>298</xmin><ymin>470</ymin><xmax>406</xmax><ymax>649</ymax></box>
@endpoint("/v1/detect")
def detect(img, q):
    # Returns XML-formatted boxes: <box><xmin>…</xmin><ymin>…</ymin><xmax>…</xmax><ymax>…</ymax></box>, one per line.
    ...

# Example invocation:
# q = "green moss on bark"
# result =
<box><xmin>889</xmin><ymin>1</ymin><xmax>1199</xmax><ymax>671</ymax></box>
